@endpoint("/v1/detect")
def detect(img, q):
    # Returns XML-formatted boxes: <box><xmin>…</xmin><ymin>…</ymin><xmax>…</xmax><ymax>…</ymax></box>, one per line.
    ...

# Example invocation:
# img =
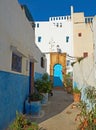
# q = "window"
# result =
<box><xmin>83</xmin><ymin>52</ymin><xmax>88</xmax><ymax>58</ymax></box>
<box><xmin>78</xmin><ymin>33</ymin><xmax>82</xmax><ymax>37</ymax></box>
<box><xmin>56</xmin><ymin>23</ymin><xmax>59</xmax><ymax>27</ymax></box>
<box><xmin>31</xmin><ymin>23</ymin><xmax>35</xmax><ymax>30</ymax></box>
<box><xmin>67</xmin><ymin>60</ymin><xmax>70</xmax><ymax>66</ymax></box>
<box><xmin>66</xmin><ymin>36</ymin><xmax>69</xmax><ymax>43</ymax></box>
<box><xmin>60</xmin><ymin>23</ymin><xmax>62</xmax><ymax>27</ymax></box>
<box><xmin>38</xmin><ymin>36</ymin><xmax>42</xmax><ymax>42</ymax></box>
<box><xmin>41</xmin><ymin>57</ymin><xmax>44</xmax><ymax>68</ymax></box>
<box><xmin>37</xmin><ymin>23</ymin><xmax>39</xmax><ymax>28</ymax></box>
<box><xmin>12</xmin><ymin>53</ymin><xmax>22</xmax><ymax>73</ymax></box>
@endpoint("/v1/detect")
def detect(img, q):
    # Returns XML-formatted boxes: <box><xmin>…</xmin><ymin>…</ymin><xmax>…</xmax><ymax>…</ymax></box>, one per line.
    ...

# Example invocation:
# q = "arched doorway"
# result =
<box><xmin>50</xmin><ymin>52</ymin><xmax>66</xmax><ymax>88</ymax></box>
<box><xmin>53</xmin><ymin>64</ymin><xmax>63</xmax><ymax>87</ymax></box>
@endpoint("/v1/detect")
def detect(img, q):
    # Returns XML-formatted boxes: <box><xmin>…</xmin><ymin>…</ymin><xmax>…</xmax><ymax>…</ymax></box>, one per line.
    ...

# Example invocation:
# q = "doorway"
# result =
<box><xmin>53</xmin><ymin>64</ymin><xmax>63</xmax><ymax>87</ymax></box>
<box><xmin>29</xmin><ymin>62</ymin><xmax>34</xmax><ymax>94</ymax></box>
<box><xmin>50</xmin><ymin>52</ymin><xmax>66</xmax><ymax>88</ymax></box>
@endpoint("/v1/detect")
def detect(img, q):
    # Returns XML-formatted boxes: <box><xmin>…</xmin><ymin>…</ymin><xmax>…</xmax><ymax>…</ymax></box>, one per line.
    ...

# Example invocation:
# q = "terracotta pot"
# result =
<box><xmin>73</xmin><ymin>93</ymin><xmax>81</xmax><ymax>102</ymax></box>
<box><xmin>78</xmin><ymin>119</ymin><xmax>88</xmax><ymax>130</ymax></box>
<box><xmin>83</xmin><ymin>119</ymin><xmax>88</xmax><ymax>127</ymax></box>
<box><xmin>93</xmin><ymin>118</ymin><xmax>96</xmax><ymax>124</ymax></box>
<box><xmin>66</xmin><ymin>86</ymin><xmax>72</xmax><ymax>94</ymax></box>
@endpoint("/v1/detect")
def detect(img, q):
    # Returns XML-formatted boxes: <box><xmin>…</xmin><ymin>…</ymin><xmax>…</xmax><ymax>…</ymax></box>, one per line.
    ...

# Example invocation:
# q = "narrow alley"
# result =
<box><xmin>27</xmin><ymin>90</ymin><xmax>80</xmax><ymax>130</ymax></box>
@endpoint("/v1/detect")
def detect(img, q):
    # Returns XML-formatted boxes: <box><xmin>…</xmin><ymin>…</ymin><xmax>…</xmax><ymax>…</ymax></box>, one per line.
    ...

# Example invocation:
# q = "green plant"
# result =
<box><xmin>64</xmin><ymin>73</ymin><xmax>73</xmax><ymax>87</ymax></box>
<box><xmin>76</xmin><ymin>101</ymin><xmax>96</xmax><ymax>130</ymax></box>
<box><xmin>77</xmin><ymin>57</ymin><xmax>84</xmax><ymax>63</ymax></box>
<box><xmin>93</xmin><ymin>104</ymin><xmax>96</xmax><ymax>119</ymax></box>
<box><xmin>71</xmin><ymin>61</ymin><xmax>76</xmax><ymax>67</ymax></box>
<box><xmin>64</xmin><ymin>73</ymin><xmax>73</xmax><ymax>93</ymax></box>
<box><xmin>85</xmin><ymin>86</ymin><xmax>96</xmax><ymax>105</ymax></box>
<box><xmin>73</xmin><ymin>87</ymin><xmax>81</xmax><ymax>94</ymax></box>
<box><xmin>28</xmin><ymin>92</ymin><xmax>43</xmax><ymax>102</ymax></box>
<box><xmin>9</xmin><ymin>112</ymin><xmax>39</xmax><ymax>130</ymax></box>
<box><xmin>76</xmin><ymin>86</ymin><xmax>96</xmax><ymax>129</ymax></box>
<box><xmin>35</xmin><ymin>73</ymin><xmax>52</xmax><ymax>93</ymax></box>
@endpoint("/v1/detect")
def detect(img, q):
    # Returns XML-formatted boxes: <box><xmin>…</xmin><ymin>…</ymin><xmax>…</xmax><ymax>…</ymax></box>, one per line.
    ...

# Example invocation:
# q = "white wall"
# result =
<box><xmin>93</xmin><ymin>16</ymin><xmax>96</xmax><ymax>64</ymax></box>
<box><xmin>73</xmin><ymin>54</ymin><xmax>96</xmax><ymax>88</ymax></box>
<box><xmin>73</xmin><ymin>54</ymin><xmax>96</xmax><ymax>102</ymax></box>
<box><xmin>35</xmin><ymin>18</ymin><xmax>73</xmax><ymax>56</ymax></box>
<box><xmin>0</xmin><ymin>0</ymin><xmax>46</xmax><ymax>75</ymax></box>
<box><xmin>35</xmin><ymin>16</ymin><xmax>73</xmax><ymax>74</ymax></box>
<box><xmin>35</xmin><ymin>22</ymin><xmax>51</xmax><ymax>52</ymax></box>
<box><xmin>73</xmin><ymin>13</ymin><xmax>93</xmax><ymax>57</ymax></box>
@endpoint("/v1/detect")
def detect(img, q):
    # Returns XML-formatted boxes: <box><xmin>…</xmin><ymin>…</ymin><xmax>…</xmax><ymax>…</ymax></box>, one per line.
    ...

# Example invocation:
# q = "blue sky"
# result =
<box><xmin>18</xmin><ymin>0</ymin><xmax>96</xmax><ymax>21</ymax></box>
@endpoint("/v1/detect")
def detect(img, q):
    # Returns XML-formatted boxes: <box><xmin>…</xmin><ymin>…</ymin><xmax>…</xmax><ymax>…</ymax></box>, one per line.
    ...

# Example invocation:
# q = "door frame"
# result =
<box><xmin>29</xmin><ymin>62</ymin><xmax>34</xmax><ymax>94</ymax></box>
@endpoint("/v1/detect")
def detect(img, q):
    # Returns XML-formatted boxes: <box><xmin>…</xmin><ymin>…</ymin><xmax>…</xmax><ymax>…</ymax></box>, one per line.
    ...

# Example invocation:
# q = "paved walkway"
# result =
<box><xmin>39</xmin><ymin>103</ymin><xmax>80</xmax><ymax>130</ymax></box>
<box><xmin>28</xmin><ymin>89</ymin><xmax>80</xmax><ymax>130</ymax></box>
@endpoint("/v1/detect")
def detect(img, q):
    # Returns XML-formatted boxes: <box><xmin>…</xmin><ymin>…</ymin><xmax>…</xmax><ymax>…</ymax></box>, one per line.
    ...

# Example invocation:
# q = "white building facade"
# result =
<box><xmin>35</xmin><ymin>6</ymin><xmax>94</xmax><ymax>88</ymax></box>
<box><xmin>35</xmin><ymin>14</ymin><xmax>73</xmax><ymax>74</ymax></box>
<box><xmin>0</xmin><ymin>0</ymin><xmax>46</xmax><ymax>129</ymax></box>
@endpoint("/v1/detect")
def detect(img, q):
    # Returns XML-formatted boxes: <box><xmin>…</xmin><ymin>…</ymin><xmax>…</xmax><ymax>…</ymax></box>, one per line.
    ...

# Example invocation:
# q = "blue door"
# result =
<box><xmin>53</xmin><ymin>64</ymin><xmax>63</xmax><ymax>87</ymax></box>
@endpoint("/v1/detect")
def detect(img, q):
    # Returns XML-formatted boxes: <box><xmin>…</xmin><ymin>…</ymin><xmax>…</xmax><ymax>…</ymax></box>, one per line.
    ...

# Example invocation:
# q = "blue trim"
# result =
<box><xmin>0</xmin><ymin>70</ymin><xmax>29</xmax><ymax>130</ymax></box>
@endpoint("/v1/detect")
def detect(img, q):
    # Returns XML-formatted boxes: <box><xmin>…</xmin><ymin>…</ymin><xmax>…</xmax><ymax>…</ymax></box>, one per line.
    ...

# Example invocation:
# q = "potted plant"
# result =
<box><xmin>75</xmin><ymin>101</ymin><xmax>96</xmax><ymax>130</ymax></box>
<box><xmin>73</xmin><ymin>87</ymin><xmax>81</xmax><ymax>102</ymax></box>
<box><xmin>92</xmin><ymin>104</ymin><xmax>96</xmax><ymax>124</ymax></box>
<box><xmin>75</xmin><ymin>101</ymin><xmax>89</xmax><ymax>130</ymax></box>
<box><xmin>75</xmin><ymin>86</ymin><xmax>96</xmax><ymax>129</ymax></box>
<box><xmin>64</xmin><ymin>73</ymin><xmax>73</xmax><ymax>94</ymax></box>
<box><xmin>25</xmin><ymin>92</ymin><xmax>43</xmax><ymax>116</ymax></box>
<box><xmin>8</xmin><ymin>112</ymin><xmax>39</xmax><ymax>130</ymax></box>
<box><xmin>35</xmin><ymin>73</ymin><xmax>52</xmax><ymax>104</ymax></box>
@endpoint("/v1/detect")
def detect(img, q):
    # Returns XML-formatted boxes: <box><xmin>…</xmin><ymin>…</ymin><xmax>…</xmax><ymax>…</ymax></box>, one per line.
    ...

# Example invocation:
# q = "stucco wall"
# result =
<box><xmin>73</xmin><ymin>15</ymin><xmax>96</xmax><ymax>94</ymax></box>
<box><xmin>0</xmin><ymin>0</ymin><xmax>46</xmax><ymax>77</ymax></box>
<box><xmin>0</xmin><ymin>0</ymin><xmax>45</xmax><ymax>129</ymax></box>
<box><xmin>93</xmin><ymin>16</ymin><xmax>96</xmax><ymax>64</ymax></box>
<box><xmin>35</xmin><ymin>17</ymin><xmax>73</xmax><ymax>74</ymax></box>
<box><xmin>73</xmin><ymin>13</ymin><xmax>93</xmax><ymax>57</ymax></box>
<box><xmin>0</xmin><ymin>71</ymin><xmax>29</xmax><ymax>130</ymax></box>
<box><xmin>35</xmin><ymin>19</ymin><xmax>73</xmax><ymax>56</ymax></box>
<box><xmin>73</xmin><ymin>54</ymin><xmax>96</xmax><ymax>100</ymax></box>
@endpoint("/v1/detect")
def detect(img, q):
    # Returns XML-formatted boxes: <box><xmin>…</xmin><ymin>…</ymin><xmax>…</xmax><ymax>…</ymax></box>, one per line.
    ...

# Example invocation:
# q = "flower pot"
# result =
<box><xmin>83</xmin><ymin>119</ymin><xmax>88</xmax><ymax>128</ymax></box>
<box><xmin>73</xmin><ymin>93</ymin><xmax>81</xmax><ymax>102</ymax></box>
<box><xmin>66</xmin><ymin>86</ymin><xmax>72</xmax><ymax>94</ymax></box>
<box><xmin>78</xmin><ymin>119</ymin><xmax>88</xmax><ymax>130</ymax></box>
<box><xmin>41</xmin><ymin>93</ymin><xmax>48</xmax><ymax>104</ymax></box>
<box><xmin>25</xmin><ymin>100</ymin><xmax>41</xmax><ymax>116</ymax></box>
<box><xmin>93</xmin><ymin>118</ymin><xmax>96</xmax><ymax>124</ymax></box>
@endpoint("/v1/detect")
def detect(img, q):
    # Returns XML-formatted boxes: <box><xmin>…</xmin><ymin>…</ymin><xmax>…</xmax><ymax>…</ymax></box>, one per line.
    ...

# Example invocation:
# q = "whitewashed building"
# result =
<box><xmin>35</xmin><ymin>6</ymin><xmax>94</xmax><ymax>88</ymax></box>
<box><xmin>0</xmin><ymin>0</ymin><xmax>46</xmax><ymax>129</ymax></box>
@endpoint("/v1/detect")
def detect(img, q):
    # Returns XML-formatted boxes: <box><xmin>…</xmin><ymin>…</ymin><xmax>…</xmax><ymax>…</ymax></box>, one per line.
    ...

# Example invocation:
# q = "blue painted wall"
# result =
<box><xmin>53</xmin><ymin>64</ymin><xmax>63</xmax><ymax>87</ymax></box>
<box><xmin>34</xmin><ymin>72</ymin><xmax>42</xmax><ymax>80</ymax></box>
<box><xmin>0</xmin><ymin>70</ymin><xmax>29</xmax><ymax>130</ymax></box>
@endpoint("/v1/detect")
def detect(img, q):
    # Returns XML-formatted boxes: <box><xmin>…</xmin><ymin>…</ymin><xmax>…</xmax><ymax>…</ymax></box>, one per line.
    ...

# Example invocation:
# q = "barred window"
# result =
<box><xmin>12</xmin><ymin>53</ymin><xmax>22</xmax><ymax>73</ymax></box>
<box><xmin>67</xmin><ymin>60</ymin><xmax>70</xmax><ymax>66</ymax></box>
<box><xmin>83</xmin><ymin>52</ymin><xmax>88</xmax><ymax>58</ymax></box>
<box><xmin>41</xmin><ymin>57</ymin><xmax>44</xmax><ymax>68</ymax></box>
<box><xmin>66</xmin><ymin>36</ymin><xmax>69</xmax><ymax>43</ymax></box>
<box><xmin>37</xmin><ymin>23</ymin><xmax>39</xmax><ymax>28</ymax></box>
<box><xmin>38</xmin><ymin>36</ymin><xmax>42</xmax><ymax>42</ymax></box>
<box><xmin>78</xmin><ymin>33</ymin><xmax>82</xmax><ymax>37</ymax></box>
